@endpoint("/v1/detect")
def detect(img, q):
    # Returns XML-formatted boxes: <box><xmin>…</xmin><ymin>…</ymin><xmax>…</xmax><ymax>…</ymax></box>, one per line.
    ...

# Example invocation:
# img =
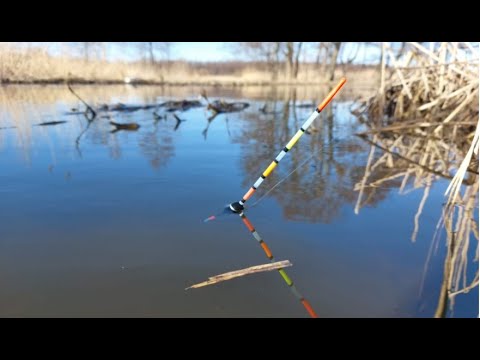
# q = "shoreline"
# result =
<box><xmin>0</xmin><ymin>79</ymin><xmax>368</xmax><ymax>87</ymax></box>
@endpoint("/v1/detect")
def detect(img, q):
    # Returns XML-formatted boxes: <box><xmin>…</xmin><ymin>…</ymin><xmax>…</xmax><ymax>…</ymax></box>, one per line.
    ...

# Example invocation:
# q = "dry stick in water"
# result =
<box><xmin>357</xmin><ymin>135</ymin><xmax>471</xmax><ymax>183</ymax></box>
<box><xmin>356</xmin><ymin>121</ymin><xmax>477</xmax><ymax>135</ymax></box>
<box><xmin>186</xmin><ymin>260</ymin><xmax>292</xmax><ymax>290</ymax></box>
<box><xmin>67</xmin><ymin>83</ymin><xmax>97</xmax><ymax>120</ymax></box>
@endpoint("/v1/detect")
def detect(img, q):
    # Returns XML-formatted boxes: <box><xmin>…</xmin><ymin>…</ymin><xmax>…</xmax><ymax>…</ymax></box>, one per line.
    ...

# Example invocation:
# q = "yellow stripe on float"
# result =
<box><xmin>262</xmin><ymin>161</ymin><xmax>278</xmax><ymax>177</ymax></box>
<box><xmin>285</xmin><ymin>130</ymin><xmax>304</xmax><ymax>150</ymax></box>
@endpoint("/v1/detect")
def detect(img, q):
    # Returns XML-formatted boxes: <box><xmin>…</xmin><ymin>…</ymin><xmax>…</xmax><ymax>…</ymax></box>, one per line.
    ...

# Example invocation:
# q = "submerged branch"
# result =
<box><xmin>67</xmin><ymin>83</ymin><xmax>97</xmax><ymax>120</ymax></box>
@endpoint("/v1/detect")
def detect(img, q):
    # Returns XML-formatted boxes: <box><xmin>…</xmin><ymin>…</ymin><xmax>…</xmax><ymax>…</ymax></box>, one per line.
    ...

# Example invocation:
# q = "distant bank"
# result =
<box><xmin>0</xmin><ymin>47</ymin><xmax>379</xmax><ymax>88</ymax></box>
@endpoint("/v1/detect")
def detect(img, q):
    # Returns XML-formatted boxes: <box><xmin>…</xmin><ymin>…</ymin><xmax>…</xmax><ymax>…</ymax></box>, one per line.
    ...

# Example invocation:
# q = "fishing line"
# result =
<box><xmin>248</xmin><ymin>150</ymin><xmax>319</xmax><ymax>209</ymax></box>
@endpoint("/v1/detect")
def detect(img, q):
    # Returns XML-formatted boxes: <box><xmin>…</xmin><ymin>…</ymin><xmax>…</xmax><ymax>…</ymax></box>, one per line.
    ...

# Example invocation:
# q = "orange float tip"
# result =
<box><xmin>317</xmin><ymin>77</ymin><xmax>347</xmax><ymax>112</ymax></box>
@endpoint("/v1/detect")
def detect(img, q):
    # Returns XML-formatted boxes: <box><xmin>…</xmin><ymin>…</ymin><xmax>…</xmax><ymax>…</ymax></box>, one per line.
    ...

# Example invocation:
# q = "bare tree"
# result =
<box><xmin>236</xmin><ymin>42</ymin><xmax>283</xmax><ymax>80</ymax></box>
<box><xmin>136</xmin><ymin>42</ymin><xmax>173</xmax><ymax>65</ymax></box>
<box><xmin>78</xmin><ymin>42</ymin><xmax>105</xmax><ymax>62</ymax></box>
<box><xmin>148</xmin><ymin>42</ymin><xmax>155</xmax><ymax>64</ymax></box>
<box><xmin>158</xmin><ymin>42</ymin><xmax>172</xmax><ymax>62</ymax></box>
<box><xmin>293</xmin><ymin>42</ymin><xmax>303</xmax><ymax>79</ymax></box>
<box><xmin>237</xmin><ymin>42</ymin><xmax>307</xmax><ymax>81</ymax></box>
<box><xmin>83</xmin><ymin>42</ymin><xmax>91</xmax><ymax>62</ymax></box>
<box><xmin>328</xmin><ymin>42</ymin><xmax>342</xmax><ymax>81</ymax></box>
<box><xmin>284</xmin><ymin>42</ymin><xmax>303</xmax><ymax>80</ymax></box>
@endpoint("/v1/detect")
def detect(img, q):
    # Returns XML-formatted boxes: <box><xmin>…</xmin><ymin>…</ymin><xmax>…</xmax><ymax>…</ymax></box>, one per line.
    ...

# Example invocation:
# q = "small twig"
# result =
<box><xmin>185</xmin><ymin>260</ymin><xmax>292</xmax><ymax>290</ymax></box>
<box><xmin>67</xmin><ymin>82</ymin><xmax>97</xmax><ymax>120</ymax></box>
<box><xmin>408</xmin><ymin>42</ymin><xmax>473</xmax><ymax>79</ymax></box>
<box><xmin>393</xmin><ymin>60</ymin><xmax>479</xmax><ymax>71</ymax></box>
<box><xmin>356</xmin><ymin>134</ymin><xmax>473</xmax><ymax>183</ymax></box>
<box><xmin>356</xmin><ymin>121</ymin><xmax>477</xmax><ymax>136</ymax></box>
<box><xmin>448</xmin><ymin>277</ymin><xmax>479</xmax><ymax>299</ymax></box>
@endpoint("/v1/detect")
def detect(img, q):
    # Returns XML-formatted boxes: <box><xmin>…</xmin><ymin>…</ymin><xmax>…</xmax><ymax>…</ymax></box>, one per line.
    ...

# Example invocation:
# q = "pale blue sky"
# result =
<box><xmin>164</xmin><ymin>42</ymin><xmax>380</xmax><ymax>63</ymax></box>
<box><xmin>174</xmin><ymin>42</ymin><xmax>235</xmax><ymax>61</ymax></box>
<box><xmin>6</xmin><ymin>42</ymin><xmax>383</xmax><ymax>63</ymax></box>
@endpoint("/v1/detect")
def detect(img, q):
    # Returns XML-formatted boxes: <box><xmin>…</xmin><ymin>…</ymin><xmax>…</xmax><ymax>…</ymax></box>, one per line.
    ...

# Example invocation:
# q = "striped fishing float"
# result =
<box><xmin>229</xmin><ymin>77</ymin><xmax>347</xmax><ymax>213</ymax></box>
<box><xmin>239</xmin><ymin>212</ymin><xmax>318</xmax><ymax>318</ymax></box>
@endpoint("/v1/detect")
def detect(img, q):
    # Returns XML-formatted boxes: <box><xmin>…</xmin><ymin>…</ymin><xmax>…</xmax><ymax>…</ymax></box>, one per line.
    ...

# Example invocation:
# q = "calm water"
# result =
<box><xmin>0</xmin><ymin>85</ymin><xmax>477</xmax><ymax>317</ymax></box>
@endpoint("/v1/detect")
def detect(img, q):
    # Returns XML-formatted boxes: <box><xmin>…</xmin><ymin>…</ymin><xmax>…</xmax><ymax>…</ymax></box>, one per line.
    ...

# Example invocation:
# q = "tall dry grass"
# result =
<box><xmin>0</xmin><ymin>44</ymin><xmax>379</xmax><ymax>86</ymax></box>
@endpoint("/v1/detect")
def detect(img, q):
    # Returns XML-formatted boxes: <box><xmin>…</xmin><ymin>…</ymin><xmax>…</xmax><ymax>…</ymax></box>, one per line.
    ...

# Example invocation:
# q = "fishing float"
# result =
<box><xmin>205</xmin><ymin>78</ymin><xmax>347</xmax><ymax>317</ymax></box>
<box><xmin>228</xmin><ymin>77</ymin><xmax>347</xmax><ymax>213</ymax></box>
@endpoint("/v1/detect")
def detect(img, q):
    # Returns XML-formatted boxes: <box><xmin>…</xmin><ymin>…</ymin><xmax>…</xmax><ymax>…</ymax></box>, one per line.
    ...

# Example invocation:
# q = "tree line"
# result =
<box><xmin>5</xmin><ymin>42</ymin><xmax>418</xmax><ymax>81</ymax></box>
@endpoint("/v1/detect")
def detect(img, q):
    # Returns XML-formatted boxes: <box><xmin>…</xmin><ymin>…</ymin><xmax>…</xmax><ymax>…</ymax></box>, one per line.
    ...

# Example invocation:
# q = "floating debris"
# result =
<box><xmin>201</xmin><ymin>89</ymin><xmax>249</xmax><ymax>114</ymax></box>
<box><xmin>65</xmin><ymin>103</ymin><xmax>158</xmax><ymax>116</ymax></box>
<box><xmin>110</xmin><ymin>121</ymin><xmax>140</xmax><ymax>133</ymax></box>
<box><xmin>186</xmin><ymin>260</ymin><xmax>292</xmax><ymax>290</ymax></box>
<box><xmin>107</xmin><ymin>103</ymin><xmax>158</xmax><ymax>113</ymax></box>
<box><xmin>159</xmin><ymin>100</ymin><xmax>203</xmax><ymax>112</ymax></box>
<box><xmin>208</xmin><ymin>100</ymin><xmax>250</xmax><ymax>114</ymax></box>
<box><xmin>34</xmin><ymin>121</ymin><xmax>67</xmax><ymax>127</ymax></box>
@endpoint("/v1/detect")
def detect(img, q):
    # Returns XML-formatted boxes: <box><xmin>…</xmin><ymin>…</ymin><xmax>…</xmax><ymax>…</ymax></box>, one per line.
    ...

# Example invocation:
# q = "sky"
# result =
<box><xmin>174</xmin><ymin>42</ymin><xmax>235</xmax><ymax>61</ymax></box>
<box><xmin>6</xmin><ymin>42</ymin><xmax>478</xmax><ymax>64</ymax></box>
<box><xmin>4</xmin><ymin>42</ymin><xmax>385</xmax><ymax>63</ymax></box>
<box><xmin>172</xmin><ymin>42</ymin><xmax>380</xmax><ymax>63</ymax></box>
<box><xmin>108</xmin><ymin>42</ymin><xmax>382</xmax><ymax>63</ymax></box>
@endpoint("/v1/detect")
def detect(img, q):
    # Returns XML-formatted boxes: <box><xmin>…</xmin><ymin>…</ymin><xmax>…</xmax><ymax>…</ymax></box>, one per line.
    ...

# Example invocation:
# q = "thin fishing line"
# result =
<box><xmin>249</xmin><ymin>150</ymin><xmax>319</xmax><ymax>208</ymax></box>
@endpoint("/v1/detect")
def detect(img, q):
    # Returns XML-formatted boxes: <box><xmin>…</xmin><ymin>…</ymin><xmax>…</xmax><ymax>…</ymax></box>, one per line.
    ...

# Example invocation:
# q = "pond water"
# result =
<box><xmin>0</xmin><ymin>85</ymin><xmax>477</xmax><ymax>317</ymax></box>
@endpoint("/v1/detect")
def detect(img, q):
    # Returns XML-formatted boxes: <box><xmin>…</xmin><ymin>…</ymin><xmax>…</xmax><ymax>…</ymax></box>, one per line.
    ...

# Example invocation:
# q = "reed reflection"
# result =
<box><xmin>354</xmin><ymin>112</ymin><xmax>478</xmax><ymax>317</ymax></box>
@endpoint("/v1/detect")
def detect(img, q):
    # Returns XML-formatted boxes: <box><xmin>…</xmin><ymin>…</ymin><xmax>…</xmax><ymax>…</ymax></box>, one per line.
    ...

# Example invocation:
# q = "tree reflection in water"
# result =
<box><xmin>138</xmin><ymin>118</ymin><xmax>175</xmax><ymax>170</ymax></box>
<box><xmin>233</xmin><ymin>88</ymin><xmax>391</xmax><ymax>223</ymax></box>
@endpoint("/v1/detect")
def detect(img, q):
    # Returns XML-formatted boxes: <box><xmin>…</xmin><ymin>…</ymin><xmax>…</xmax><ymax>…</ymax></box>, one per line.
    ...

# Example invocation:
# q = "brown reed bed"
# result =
<box><xmin>351</xmin><ymin>42</ymin><xmax>479</xmax><ymax>317</ymax></box>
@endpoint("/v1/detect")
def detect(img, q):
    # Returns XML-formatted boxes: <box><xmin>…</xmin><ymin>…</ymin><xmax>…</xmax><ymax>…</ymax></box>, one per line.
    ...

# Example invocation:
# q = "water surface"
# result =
<box><xmin>0</xmin><ymin>85</ymin><xmax>477</xmax><ymax>317</ymax></box>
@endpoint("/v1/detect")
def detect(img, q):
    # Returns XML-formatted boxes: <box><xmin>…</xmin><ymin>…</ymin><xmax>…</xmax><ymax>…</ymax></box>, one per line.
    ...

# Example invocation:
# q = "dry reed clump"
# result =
<box><xmin>351</xmin><ymin>42</ymin><xmax>479</xmax><ymax>317</ymax></box>
<box><xmin>353</xmin><ymin>42</ymin><xmax>478</xmax><ymax>211</ymax></box>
